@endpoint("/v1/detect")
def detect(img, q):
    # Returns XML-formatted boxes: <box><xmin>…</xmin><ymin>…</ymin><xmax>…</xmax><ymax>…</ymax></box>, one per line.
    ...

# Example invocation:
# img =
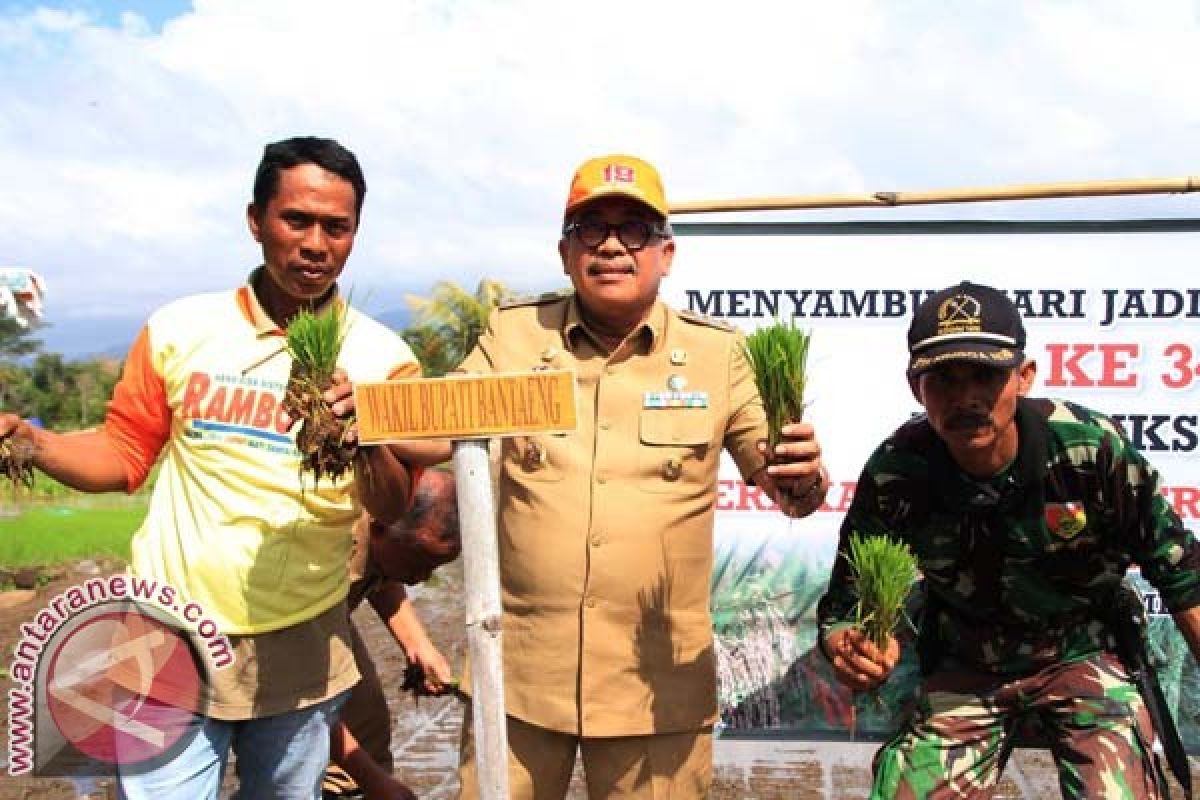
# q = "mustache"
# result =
<box><xmin>585</xmin><ymin>261</ymin><xmax>636</xmax><ymax>276</ymax></box>
<box><xmin>946</xmin><ymin>412</ymin><xmax>992</xmax><ymax>430</ymax></box>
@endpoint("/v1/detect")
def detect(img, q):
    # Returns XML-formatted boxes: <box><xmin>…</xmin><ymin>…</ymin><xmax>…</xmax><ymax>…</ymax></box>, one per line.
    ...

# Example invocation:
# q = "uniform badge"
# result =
<box><xmin>522</xmin><ymin>440</ymin><xmax>546</xmax><ymax>471</ymax></box>
<box><xmin>670</xmin><ymin>349</ymin><xmax>688</xmax><ymax>366</ymax></box>
<box><xmin>540</xmin><ymin>346</ymin><xmax>559</xmax><ymax>362</ymax></box>
<box><xmin>667</xmin><ymin>374</ymin><xmax>687</xmax><ymax>391</ymax></box>
<box><xmin>1045</xmin><ymin>502</ymin><xmax>1087</xmax><ymax>539</ymax></box>
<box><xmin>643</xmin><ymin>391</ymin><xmax>709</xmax><ymax>409</ymax></box>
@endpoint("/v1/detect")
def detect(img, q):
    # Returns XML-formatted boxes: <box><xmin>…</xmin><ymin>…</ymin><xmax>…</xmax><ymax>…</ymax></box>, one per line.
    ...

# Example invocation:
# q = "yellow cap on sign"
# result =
<box><xmin>564</xmin><ymin>154</ymin><xmax>668</xmax><ymax>219</ymax></box>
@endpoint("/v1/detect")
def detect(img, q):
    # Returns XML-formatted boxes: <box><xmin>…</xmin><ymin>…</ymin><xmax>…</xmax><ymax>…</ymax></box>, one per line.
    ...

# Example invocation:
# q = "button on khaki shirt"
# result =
<box><xmin>459</xmin><ymin>294</ymin><xmax>768</xmax><ymax>736</ymax></box>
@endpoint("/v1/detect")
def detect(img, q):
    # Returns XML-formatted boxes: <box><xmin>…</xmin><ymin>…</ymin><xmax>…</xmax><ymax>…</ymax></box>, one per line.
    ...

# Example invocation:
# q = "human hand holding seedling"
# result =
<box><xmin>282</xmin><ymin>302</ymin><xmax>355</xmax><ymax>486</ymax></box>
<box><xmin>826</xmin><ymin>533</ymin><xmax>917</xmax><ymax>691</ymax></box>
<box><xmin>759</xmin><ymin>421</ymin><xmax>827</xmax><ymax>516</ymax></box>
<box><xmin>0</xmin><ymin>413</ymin><xmax>37</xmax><ymax>489</ymax></box>
<box><xmin>743</xmin><ymin>322</ymin><xmax>827</xmax><ymax>515</ymax></box>
<box><xmin>743</xmin><ymin>320</ymin><xmax>810</xmax><ymax>452</ymax></box>
<box><xmin>825</xmin><ymin>627</ymin><xmax>900</xmax><ymax>692</ymax></box>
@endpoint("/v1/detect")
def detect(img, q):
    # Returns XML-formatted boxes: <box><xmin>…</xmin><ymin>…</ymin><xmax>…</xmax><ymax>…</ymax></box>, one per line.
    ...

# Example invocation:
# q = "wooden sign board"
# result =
<box><xmin>355</xmin><ymin>369</ymin><xmax>577</xmax><ymax>443</ymax></box>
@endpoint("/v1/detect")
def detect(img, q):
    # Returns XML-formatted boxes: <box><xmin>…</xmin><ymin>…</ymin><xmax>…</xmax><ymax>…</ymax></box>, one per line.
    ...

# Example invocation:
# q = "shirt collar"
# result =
<box><xmin>236</xmin><ymin>266</ymin><xmax>342</xmax><ymax>338</ymax></box>
<box><xmin>562</xmin><ymin>295</ymin><xmax>666</xmax><ymax>354</ymax></box>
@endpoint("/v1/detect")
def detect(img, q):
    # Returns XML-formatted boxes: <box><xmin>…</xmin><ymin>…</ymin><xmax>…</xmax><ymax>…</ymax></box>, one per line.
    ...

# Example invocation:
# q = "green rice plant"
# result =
<box><xmin>282</xmin><ymin>301</ymin><xmax>355</xmax><ymax>485</ymax></box>
<box><xmin>742</xmin><ymin>321</ymin><xmax>811</xmax><ymax>451</ymax></box>
<box><xmin>846</xmin><ymin>532</ymin><xmax>918</xmax><ymax>650</ymax></box>
<box><xmin>0</xmin><ymin>504</ymin><xmax>144</xmax><ymax>567</ymax></box>
<box><xmin>285</xmin><ymin>301</ymin><xmax>348</xmax><ymax>384</ymax></box>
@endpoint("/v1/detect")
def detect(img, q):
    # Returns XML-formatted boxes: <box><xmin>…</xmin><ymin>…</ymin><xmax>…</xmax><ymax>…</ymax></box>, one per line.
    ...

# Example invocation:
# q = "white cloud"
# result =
<box><xmin>1</xmin><ymin>0</ymin><xmax>1199</xmax><ymax>339</ymax></box>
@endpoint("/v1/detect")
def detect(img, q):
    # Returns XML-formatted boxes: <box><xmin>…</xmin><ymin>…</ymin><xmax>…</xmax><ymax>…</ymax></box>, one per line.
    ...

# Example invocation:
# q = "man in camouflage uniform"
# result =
<box><xmin>817</xmin><ymin>281</ymin><xmax>1200</xmax><ymax>799</ymax></box>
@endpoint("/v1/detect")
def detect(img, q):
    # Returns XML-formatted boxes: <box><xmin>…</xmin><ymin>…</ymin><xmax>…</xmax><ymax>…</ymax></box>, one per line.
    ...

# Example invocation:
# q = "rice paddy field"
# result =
<box><xmin>0</xmin><ymin>503</ymin><xmax>143</xmax><ymax>568</ymax></box>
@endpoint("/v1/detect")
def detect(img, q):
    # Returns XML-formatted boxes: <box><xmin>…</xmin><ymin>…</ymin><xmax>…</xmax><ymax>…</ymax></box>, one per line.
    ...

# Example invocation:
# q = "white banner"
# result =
<box><xmin>661</xmin><ymin>225</ymin><xmax>1200</xmax><ymax>738</ymax></box>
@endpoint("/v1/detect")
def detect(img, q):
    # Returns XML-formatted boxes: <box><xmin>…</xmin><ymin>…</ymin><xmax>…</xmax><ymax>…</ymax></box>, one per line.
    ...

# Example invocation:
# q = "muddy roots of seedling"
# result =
<box><xmin>283</xmin><ymin>365</ymin><xmax>356</xmax><ymax>487</ymax></box>
<box><xmin>0</xmin><ymin>437</ymin><xmax>36</xmax><ymax>489</ymax></box>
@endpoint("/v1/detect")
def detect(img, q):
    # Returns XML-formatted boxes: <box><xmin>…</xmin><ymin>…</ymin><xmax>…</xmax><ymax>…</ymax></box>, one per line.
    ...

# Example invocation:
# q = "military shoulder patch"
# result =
<box><xmin>498</xmin><ymin>289</ymin><xmax>573</xmax><ymax>310</ymax></box>
<box><xmin>678</xmin><ymin>309</ymin><xmax>734</xmax><ymax>332</ymax></box>
<box><xmin>1045</xmin><ymin>501</ymin><xmax>1088</xmax><ymax>539</ymax></box>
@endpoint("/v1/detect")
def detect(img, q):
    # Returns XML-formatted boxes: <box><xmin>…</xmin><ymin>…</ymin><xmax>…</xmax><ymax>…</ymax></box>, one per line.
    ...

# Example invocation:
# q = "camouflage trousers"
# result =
<box><xmin>872</xmin><ymin>651</ymin><xmax>1163</xmax><ymax>799</ymax></box>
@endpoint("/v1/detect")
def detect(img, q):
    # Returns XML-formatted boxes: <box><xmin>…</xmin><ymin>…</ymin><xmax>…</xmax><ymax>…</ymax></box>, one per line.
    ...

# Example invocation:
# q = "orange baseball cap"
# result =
<box><xmin>564</xmin><ymin>154</ymin><xmax>669</xmax><ymax>219</ymax></box>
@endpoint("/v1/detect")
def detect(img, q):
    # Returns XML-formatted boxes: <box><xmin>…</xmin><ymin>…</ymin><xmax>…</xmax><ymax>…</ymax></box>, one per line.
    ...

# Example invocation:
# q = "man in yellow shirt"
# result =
<box><xmin>0</xmin><ymin>136</ymin><xmax>419</xmax><ymax>798</ymax></box>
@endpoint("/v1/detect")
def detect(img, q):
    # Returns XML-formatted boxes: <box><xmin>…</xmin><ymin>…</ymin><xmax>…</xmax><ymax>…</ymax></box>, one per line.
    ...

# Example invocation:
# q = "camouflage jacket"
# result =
<box><xmin>817</xmin><ymin>397</ymin><xmax>1200</xmax><ymax>674</ymax></box>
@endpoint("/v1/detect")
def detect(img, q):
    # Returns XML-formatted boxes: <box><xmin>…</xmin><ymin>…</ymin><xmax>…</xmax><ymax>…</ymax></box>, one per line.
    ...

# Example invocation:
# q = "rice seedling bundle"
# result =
<box><xmin>846</xmin><ymin>532</ymin><xmax>919</xmax><ymax>650</ymax></box>
<box><xmin>282</xmin><ymin>303</ymin><xmax>355</xmax><ymax>486</ymax></box>
<box><xmin>0</xmin><ymin>435</ymin><xmax>35</xmax><ymax>489</ymax></box>
<box><xmin>742</xmin><ymin>321</ymin><xmax>811</xmax><ymax>452</ymax></box>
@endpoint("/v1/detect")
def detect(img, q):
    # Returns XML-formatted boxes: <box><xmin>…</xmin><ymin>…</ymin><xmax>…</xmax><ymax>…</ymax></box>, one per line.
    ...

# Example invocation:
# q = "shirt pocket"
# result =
<box><xmin>502</xmin><ymin>434</ymin><xmax>566</xmax><ymax>483</ymax></box>
<box><xmin>637</xmin><ymin>410</ymin><xmax>713</xmax><ymax>493</ymax></box>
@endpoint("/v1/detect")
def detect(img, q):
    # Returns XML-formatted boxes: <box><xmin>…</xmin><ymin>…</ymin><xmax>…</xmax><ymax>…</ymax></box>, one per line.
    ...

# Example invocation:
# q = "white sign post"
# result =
<box><xmin>453</xmin><ymin>439</ymin><xmax>508</xmax><ymax>800</ymax></box>
<box><xmin>355</xmin><ymin>370</ymin><xmax>578</xmax><ymax>799</ymax></box>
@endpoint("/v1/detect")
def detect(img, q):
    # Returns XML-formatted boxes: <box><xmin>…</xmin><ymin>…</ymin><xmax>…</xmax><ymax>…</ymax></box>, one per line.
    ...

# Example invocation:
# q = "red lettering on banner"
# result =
<box><xmin>1045</xmin><ymin>343</ymin><xmax>1093</xmax><ymax>387</ymax></box>
<box><xmin>180</xmin><ymin>372</ymin><xmax>212</xmax><ymax>418</ymax></box>
<box><xmin>1163</xmin><ymin>486</ymin><xmax>1200</xmax><ymax>519</ymax></box>
<box><xmin>741</xmin><ymin>481</ymin><xmax>777</xmax><ymax>511</ymax></box>
<box><xmin>717</xmin><ymin>479</ymin><xmax>856</xmax><ymax>512</ymax></box>
<box><xmin>1044</xmin><ymin>343</ymin><xmax>1141</xmax><ymax>388</ymax></box>
<box><xmin>717</xmin><ymin>480</ymin><xmax>735</xmax><ymax>510</ymax></box>
<box><xmin>1098</xmin><ymin>344</ymin><xmax>1140</xmax><ymax>387</ymax></box>
<box><xmin>717</xmin><ymin>480</ymin><xmax>776</xmax><ymax>511</ymax></box>
<box><xmin>828</xmin><ymin>481</ymin><xmax>857</xmax><ymax>513</ymax></box>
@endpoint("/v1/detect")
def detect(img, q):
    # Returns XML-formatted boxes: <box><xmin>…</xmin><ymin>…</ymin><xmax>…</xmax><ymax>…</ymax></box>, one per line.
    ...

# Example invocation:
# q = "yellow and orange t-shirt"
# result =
<box><xmin>105</xmin><ymin>276</ymin><xmax>419</xmax><ymax>636</ymax></box>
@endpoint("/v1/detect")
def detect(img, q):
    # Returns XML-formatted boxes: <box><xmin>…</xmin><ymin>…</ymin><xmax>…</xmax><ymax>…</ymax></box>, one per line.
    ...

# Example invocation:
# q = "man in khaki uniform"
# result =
<box><xmin>452</xmin><ymin>154</ymin><xmax>830</xmax><ymax>799</ymax></box>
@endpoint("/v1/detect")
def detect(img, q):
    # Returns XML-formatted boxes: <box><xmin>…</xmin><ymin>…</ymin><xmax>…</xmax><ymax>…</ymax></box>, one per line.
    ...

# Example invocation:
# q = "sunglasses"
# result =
<box><xmin>563</xmin><ymin>218</ymin><xmax>670</xmax><ymax>251</ymax></box>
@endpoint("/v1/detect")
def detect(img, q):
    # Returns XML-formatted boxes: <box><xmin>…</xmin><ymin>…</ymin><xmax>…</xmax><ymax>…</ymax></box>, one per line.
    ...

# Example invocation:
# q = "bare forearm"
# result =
<box><xmin>368</xmin><ymin>582</ymin><xmax>409</xmax><ymax>624</ymax></box>
<box><xmin>355</xmin><ymin>444</ymin><xmax>412</xmax><ymax>525</ymax></box>
<box><xmin>370</xmin><ymin>582</ymin><xmax>454</xmax><ymax>685</ymax></box>
<box><xmin>371</xmin><ymin>588</ymin><xmax>426</xmax><ymax>654</ymax></box>
<box><xmin>369</xmin><ymin>583</ymin><xmax>434</xmax><ymax>655</ymax></box>
<box><xmin>388</xmin><ymin>439</ymin><xmax>453</xmax><ymax>466</ymax></box>
<box><xmin>30</xmin><ymin>425</ymin><xmax>129</xmax><ymax>493</ymax></box>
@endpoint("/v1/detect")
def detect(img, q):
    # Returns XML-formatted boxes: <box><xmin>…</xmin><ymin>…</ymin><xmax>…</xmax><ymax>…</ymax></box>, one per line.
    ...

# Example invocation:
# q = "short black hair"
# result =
<box><xmin>252</xmin><ymin>136</ymin><xmax>367</xmax><ymax>222</ymax></box>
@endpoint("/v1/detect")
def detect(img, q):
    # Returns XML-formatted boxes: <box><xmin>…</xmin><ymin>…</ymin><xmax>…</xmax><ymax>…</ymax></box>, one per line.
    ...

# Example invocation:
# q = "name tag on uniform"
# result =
<box><xmin>643</xmin><ymin>391</ymin><xmax>709</xmax><ymax>409</ymax></box>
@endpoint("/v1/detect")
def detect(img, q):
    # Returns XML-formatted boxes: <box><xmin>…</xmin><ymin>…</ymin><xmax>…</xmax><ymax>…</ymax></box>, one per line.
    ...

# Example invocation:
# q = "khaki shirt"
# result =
<box><xmin>459</xmin><ymin>294</ymin><xmax>767</xmax><ymax>736</ymax></box>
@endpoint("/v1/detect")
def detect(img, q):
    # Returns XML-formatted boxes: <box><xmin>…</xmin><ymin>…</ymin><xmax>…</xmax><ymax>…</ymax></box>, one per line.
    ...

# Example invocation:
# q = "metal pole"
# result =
<box><xmin>452</xmin><ymin>439</ymin><xmax>509</xmax><ymax>800</ymax></box>
<box><xmin>670</xmin><ymin>175</ymin><xmax>1200</xmax><ymax>214</ymax></box>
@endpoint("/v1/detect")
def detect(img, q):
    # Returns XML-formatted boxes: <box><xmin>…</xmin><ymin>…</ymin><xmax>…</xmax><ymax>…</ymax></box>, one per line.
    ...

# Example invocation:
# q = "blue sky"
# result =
<box><xmin>2</xmin><ymin>0</ymin><xmax>189</xmax><ymax>30</ymax></box>
<box><xmin>2</xmin><ymin>0</ymin><xmax>1199</xmax><ymax>356</ymax></box>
